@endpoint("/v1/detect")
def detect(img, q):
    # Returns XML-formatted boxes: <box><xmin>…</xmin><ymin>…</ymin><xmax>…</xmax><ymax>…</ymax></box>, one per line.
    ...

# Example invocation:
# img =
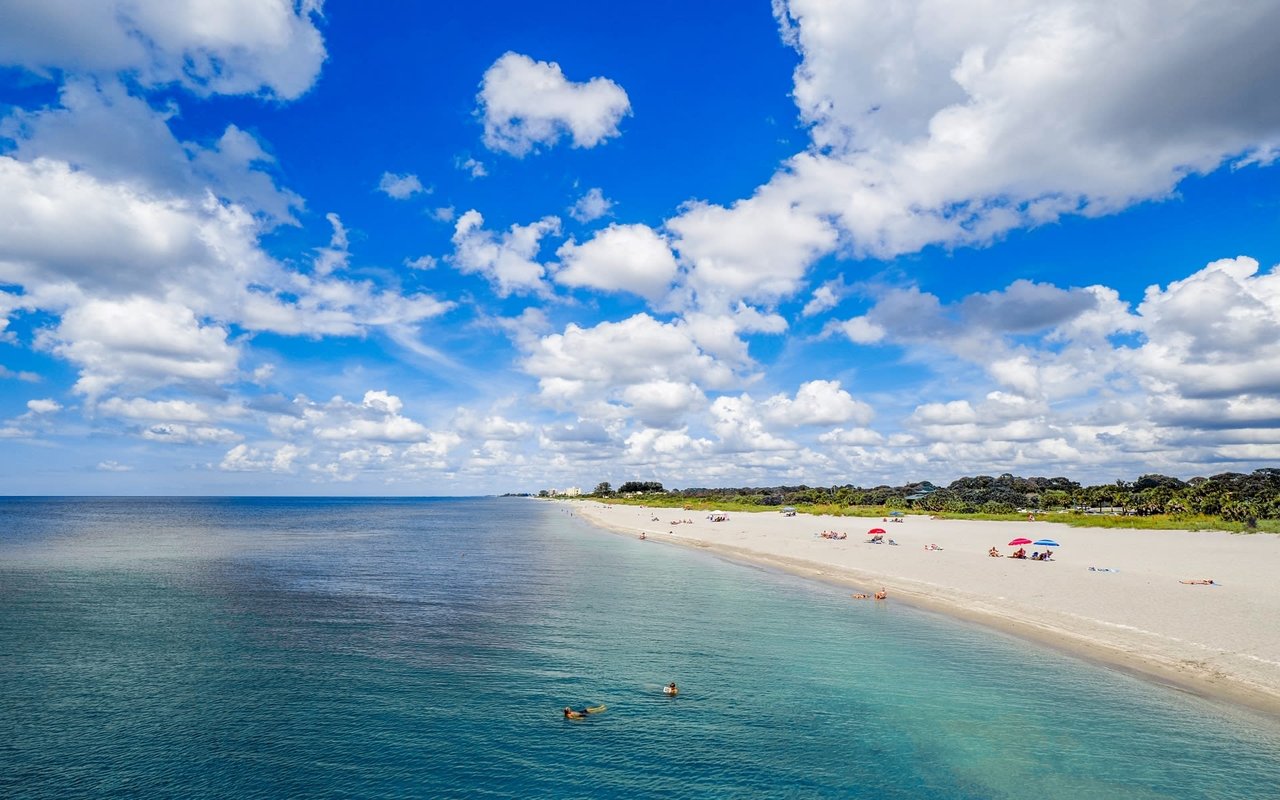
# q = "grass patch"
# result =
<box><xmin>571</xmin><ymin>497</ymin><xmax>1280</xmax><ymax>534</ymax></box>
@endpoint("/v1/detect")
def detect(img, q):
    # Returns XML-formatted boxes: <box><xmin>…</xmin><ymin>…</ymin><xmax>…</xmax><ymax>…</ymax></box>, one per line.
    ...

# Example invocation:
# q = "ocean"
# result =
<box><xmin>2</xmin><ymin>497</ymin><xmax>1278</xmax><ymax>799</ymax></box>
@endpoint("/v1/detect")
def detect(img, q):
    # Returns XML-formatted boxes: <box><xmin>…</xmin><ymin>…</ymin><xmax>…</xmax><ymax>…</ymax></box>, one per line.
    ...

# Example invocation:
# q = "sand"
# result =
<box><xmin>567</xmin><ymin>500</ymin><xmax>1280</xmax><ymax>716</ymax></box>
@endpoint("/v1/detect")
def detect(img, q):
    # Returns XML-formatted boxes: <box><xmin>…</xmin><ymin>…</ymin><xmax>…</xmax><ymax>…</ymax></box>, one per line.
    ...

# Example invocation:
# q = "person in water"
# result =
<box><xmin>874</xmin><ymin>588</ymin><xmax>887</xmax><ymax>601</ymax></box>
<box><xmin>564</xmin><ymin>706</ymin><xmax>586</xmax><ymax>719</ymax></box>
<box><xmin>664</xmin><ymin>682</ymin><xmax>678</xmax><ymax>695</ymax></box>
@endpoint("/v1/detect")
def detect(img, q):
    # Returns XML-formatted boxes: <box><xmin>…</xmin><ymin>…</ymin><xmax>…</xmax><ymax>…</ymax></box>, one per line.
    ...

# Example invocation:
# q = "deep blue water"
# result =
<box><xmin>2</xmin><ymin>497</ymin><xmax>1279</xmax><ymax>799</ymax></box>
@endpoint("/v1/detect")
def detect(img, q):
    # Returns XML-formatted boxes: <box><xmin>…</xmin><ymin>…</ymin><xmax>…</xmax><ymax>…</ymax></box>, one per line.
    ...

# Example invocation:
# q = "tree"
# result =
<box><xmin>618</xmin><ymin>481</ymin><xmax>664</xmax><ymax>494</ymax></box>
<box><xmin>593</xmin><ymin>481</ymin><xmax>613</xmax><ymax>496</ymax></box>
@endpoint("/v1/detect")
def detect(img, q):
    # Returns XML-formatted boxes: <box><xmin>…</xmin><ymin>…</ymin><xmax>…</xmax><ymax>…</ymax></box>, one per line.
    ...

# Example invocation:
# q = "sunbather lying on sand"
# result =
<box><xmin>1180</xmin><ymin>579</ymin><xmax>1216</xmax><ymax>585</ymax></box>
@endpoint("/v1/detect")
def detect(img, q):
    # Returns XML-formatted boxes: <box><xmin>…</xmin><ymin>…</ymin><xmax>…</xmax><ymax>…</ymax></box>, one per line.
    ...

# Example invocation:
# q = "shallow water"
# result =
<box><xmin>2</xmin><ymin>497</ymin><xmax>1278</xmax><ymax>799</ymax></box>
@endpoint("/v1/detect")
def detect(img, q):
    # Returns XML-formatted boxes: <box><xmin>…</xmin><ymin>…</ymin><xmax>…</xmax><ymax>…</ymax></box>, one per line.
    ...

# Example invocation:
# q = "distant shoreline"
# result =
<box><xmin>565</xmin><ymin>499</ymin><xmax>1280</xmax><ymax>719</ymax></box>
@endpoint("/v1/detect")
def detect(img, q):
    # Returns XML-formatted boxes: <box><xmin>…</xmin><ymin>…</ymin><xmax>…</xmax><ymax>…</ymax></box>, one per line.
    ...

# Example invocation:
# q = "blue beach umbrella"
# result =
<box><xmin>1033</xmin><ymin>539</ymin><xmax>1060</xmax><ymax>547</ymax></box>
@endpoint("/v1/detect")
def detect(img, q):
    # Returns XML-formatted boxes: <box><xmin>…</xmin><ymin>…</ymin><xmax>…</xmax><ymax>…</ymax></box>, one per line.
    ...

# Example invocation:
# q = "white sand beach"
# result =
<box><xmin>569</xmin><ymin>501</ymin><xmax>1280</xmax><ymax>716</ymax></box>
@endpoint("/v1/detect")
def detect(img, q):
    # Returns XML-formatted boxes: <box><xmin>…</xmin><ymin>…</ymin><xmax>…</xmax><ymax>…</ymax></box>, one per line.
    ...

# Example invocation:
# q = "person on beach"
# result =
<box><xmin>1180</xmin><ymin>579</ymin><xmax>1216</xmax><ymax>585</ymax></box>
<box><xmin>664</xmin><ymin>682</ymin><xmax>678</xmax><ymax>695</ymax></box>
<box><xmin>639</xmin><ymin>532</ymin><xmax>646</xmax><ymax>540</ymax></box>
<box><xmin>988</xmin><ymin>547</ymin><xmax>1002</xmax><ymax>557</ymax></box>
<box><xmin>851</xmin><ymin>593</ymin><xmax>870</xmax><ymax>599</ymax></box>
<box><xmin>874</xmin><ymin>588</ymin><xmax>887</xmax><ymax>600</ymax></box>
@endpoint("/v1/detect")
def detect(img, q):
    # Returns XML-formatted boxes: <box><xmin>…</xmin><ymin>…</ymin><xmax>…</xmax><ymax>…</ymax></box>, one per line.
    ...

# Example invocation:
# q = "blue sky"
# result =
<box><xmin>2</xmin><ymin>0</ymin><xmax>1280</xmax><ymax>495</ymax></box>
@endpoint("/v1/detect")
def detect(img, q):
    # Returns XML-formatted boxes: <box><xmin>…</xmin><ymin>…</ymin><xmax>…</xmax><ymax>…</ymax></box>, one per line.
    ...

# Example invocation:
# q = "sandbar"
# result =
<box><xmin>567</xmin><ymin>500</ymin><xmax>1280</xmax><ymax>717</ymax></box>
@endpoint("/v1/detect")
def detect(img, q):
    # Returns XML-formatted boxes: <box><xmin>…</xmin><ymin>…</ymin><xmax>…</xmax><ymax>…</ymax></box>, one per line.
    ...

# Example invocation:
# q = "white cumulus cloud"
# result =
<box><xmin>555</xmin><ymin>223</ymin><xmax>679</xmax><ymax>302</ymax></box>
<box><xmin>568</xmin><ymin>187</ymin><xmax>614</xmax><ymax>223</ymax></box>
<box><xmin>0</xmin><ymin>0</ymin><xmax>328</xmax><ymax>100</ymax></box>
<box><xmin>450</xmin><ymin>209</ymin><xmax>561</xmax><ymax>296</ymax></box>
<box><xmin>762</xmin><ymin>380</ymin><xmax>873</xmax><ymax>427</ymax></box>
<box><xmin>478</xmin><ymin>52</ymin><xmax>631</xmax><ymax>156</ymax></box>
<box><xmin>378</xmin><ymin>171</ymin><xmax>426</xmax><ymax>199</ymax></box>
<box><xmin>765</xmin><ymin>0</ymin><xmax>1280</xmax><ymax>258</ymax></box>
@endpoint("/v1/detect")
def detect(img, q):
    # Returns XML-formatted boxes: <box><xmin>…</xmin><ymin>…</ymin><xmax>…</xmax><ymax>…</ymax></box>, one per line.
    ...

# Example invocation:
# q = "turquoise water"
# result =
<box><xmin>2</xmin><ymin>498</ymin><xmax>1279</xmax><ymax>799</ymax></box>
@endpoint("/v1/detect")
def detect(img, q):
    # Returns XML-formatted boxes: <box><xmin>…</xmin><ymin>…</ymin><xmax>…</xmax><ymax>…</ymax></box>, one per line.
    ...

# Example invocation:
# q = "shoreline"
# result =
<box><xmin>565</xmin><ymin>499</ymin><xmax>1280</xmax><ymax>719</ymax></box>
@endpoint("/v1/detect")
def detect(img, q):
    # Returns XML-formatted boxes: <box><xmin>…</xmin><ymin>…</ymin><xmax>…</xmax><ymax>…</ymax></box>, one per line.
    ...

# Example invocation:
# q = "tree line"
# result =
<box><xmin>589</xmin><ymin>469</ymin><xmax>1280</xmax><ymax>522</ymax></box>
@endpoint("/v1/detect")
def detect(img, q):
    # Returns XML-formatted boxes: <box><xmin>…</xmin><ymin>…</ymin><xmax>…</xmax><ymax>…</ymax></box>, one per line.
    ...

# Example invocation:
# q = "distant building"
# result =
<box><xmin>904</xmin><ymin>483</ymin><xmax>939</xmax><ymax>503</ymax></box>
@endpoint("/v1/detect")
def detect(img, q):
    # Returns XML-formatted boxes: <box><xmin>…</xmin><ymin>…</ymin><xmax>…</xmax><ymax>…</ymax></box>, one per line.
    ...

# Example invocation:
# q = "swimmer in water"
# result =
<box><xmin>663</xmin><ymin>682</ymin><xmax>678</xmax><ymax>696</ymax></box>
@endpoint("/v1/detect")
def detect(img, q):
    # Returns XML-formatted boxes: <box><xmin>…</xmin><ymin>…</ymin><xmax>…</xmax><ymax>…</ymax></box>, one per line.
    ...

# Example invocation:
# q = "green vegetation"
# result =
<box><xmin>580</xmin><ymin>469</ymin><xmax>1280</xmax><ymax>532</ymax></box>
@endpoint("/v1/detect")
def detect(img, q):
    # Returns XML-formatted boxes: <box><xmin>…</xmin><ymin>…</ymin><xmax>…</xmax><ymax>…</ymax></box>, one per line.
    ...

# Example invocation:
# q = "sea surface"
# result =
<box><xmin>2</xmin><ymin>497</ymin><xmax>1279</xmax><ymax>799</ymax></box>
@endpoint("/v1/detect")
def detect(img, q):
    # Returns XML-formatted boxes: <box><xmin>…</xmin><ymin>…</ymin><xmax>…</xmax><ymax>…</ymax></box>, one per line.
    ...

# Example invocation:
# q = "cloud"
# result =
<box><xmin>0</xmin><ymin>156</ymin><xmax>269</xmax><ymax>297</ymax></box>
<box><xmin>568</xmin><ymin>187</ymin><xmax>613</xmax><ymax>223</ymax></box>
<box><xmin>818</xmin><ymin>427</ymin><xmax>884</xmax><ymax>446</ymax></box>
<box><xmin>26</xmin><ymin>398</ymin><xmax>62</xmax><ymax>414</ymax></box>
<box><xmin>98</xmin><ymin>396</ymin><xmax>219</xmax><ymax>423</ymax></box>
<box><xmin>37</xmin><ymin>296</ymin><xmax>240</xmax><ymax>400</ymax></box>
<box><xmin>620</xmin><ymin>380</ymin><xmax>706</xmax><ymax>429</ymax></box>
<box><xmin>555</xmin><ymin>223</ymin><xmax>679</xmax><ymax>302</ymax></box>
<box><xmin>378</xmin><ymin>171</ymin><xmax>426</xmax><ymax>199</ymax></box>
<box><xmin>709</xmin><ymin>395</ymin><xmax>797</xmax><ymax>453</ymax></box>
<box><xmin>96</xmin><ymin>460</ymin><xmax>132</xmax><ymax>472</ymax></box>
<box><xmin>309</xmin><ymin>390</ymin><xmax>431</xmax><ymax>442</ymax></box>
<box><xmin>456</xmin><ymin>156</ymin><xmax>487</xmax><ymax>178</ymax></box>
<box><xmin>220</xmin><ymin>443</ymin><xmax>307</xmax><ymax>472</ymax></box>
<box><xmin>449</xmin><ymin>209</ymin><xmax>561</xmax><ymax>296</ymax></box>
<box><xmin>141</xmin><ymin>423</ymin><xmax>241</xmax><ymax>445</ymax></box>
<box><xmin>0</xmin><ymin>365</ymin><xmax>41</xmax><ymax>382</ymax></box>
<box><xmin>404</xmin><ymin>255</ymin><xmax>437</xmax><ymax>270</ymax></box>
<box><xmin>188</xmin><ymin>124</ymin><xmax>304</xmax><ymax>225</ymax></box>
<box><xmin>220</xmin><ymin>389</ymin><xmax>473</xmax><ymax>477</ymax></box>
<box><xmin>313</xmin><ymin>212</ymin><xmax>349</xmax><ymax>275</ymax></box>
<box><xmin>765</xmin><ymin>0</ymin><xmax>1280</xmax><ymax>257</ymax></box>
<box><xmin>802</xmin><ymin>280</ymin><xmax>845</xmax><ymax>317</ymax></box>
<box><xmin>0</xmin><ymin>157</ymin><xmax>454</xmax><ymax>399</ymax></box>
<box><xmin>478</xmin><ymin>52</ymin><xmax>631</xmax><ymax>156</ymax></box>
<box><xmin>4</xmin><ymin>81</ymin><xmax>303</xmax><ymax>227</ymax></box>
<box><xmin>452</xmin><ymin>409</ymin><xmax>532</xmax><ymax>441</ymax></box>
<box><xmin>0</xmin><ymin>0</ymin><xmax>327</xmax><ymax>99</ymax></box>
<box><xmin>523</xmin><ymin>314</ymin><xmax>743</xmax><ymax>409</ymax></box>
<box><xmin>762</xmin><ymin>380</ymin><xmax>873</xmax><ymax>427</ymax></box>
<box><xmin>667</xmin><ymin>187</ymin><xmax>837</xmax><ymax>310</ymax></box>
<box><xmin>1130</xmin><ymin>257</ymin><xmax>1280</xmax><ymax>399</ymax></box>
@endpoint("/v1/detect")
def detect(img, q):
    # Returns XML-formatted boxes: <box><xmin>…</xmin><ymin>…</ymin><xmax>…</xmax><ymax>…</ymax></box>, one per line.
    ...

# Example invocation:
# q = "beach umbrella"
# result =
<box><xmin>1033</xmin><ymin>539</ymin><xmax>1060</xmax><ymax>547</ymax></box>
<box><xmin>869</xmin><ymin>528</ymin><xmax>886</xmax><ymax>534</ymax></box>
<box><xmin>1008</xmin><ymin>537</ymin><xmax>1033</xmax><ymax>546</ymax></box>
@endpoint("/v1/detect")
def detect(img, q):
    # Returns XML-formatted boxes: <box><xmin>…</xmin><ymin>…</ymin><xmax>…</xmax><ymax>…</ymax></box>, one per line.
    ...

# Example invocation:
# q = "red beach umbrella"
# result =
<box><xmin>869</xmin><ymin>528</ymin><xmax>886</xmax><ymax>534</ymax></box>
<box><xmin>1008</xmin><ymin>537</ymin><xmax>1033</xmax><ymax>546</ymax></box>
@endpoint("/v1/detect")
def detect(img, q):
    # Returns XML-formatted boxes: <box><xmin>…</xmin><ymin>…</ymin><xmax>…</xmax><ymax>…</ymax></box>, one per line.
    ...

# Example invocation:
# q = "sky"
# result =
<box><xmin>2</xmin><ymin>0</ymin><xmax>1280</xmax><ymax>496</ymax></box>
